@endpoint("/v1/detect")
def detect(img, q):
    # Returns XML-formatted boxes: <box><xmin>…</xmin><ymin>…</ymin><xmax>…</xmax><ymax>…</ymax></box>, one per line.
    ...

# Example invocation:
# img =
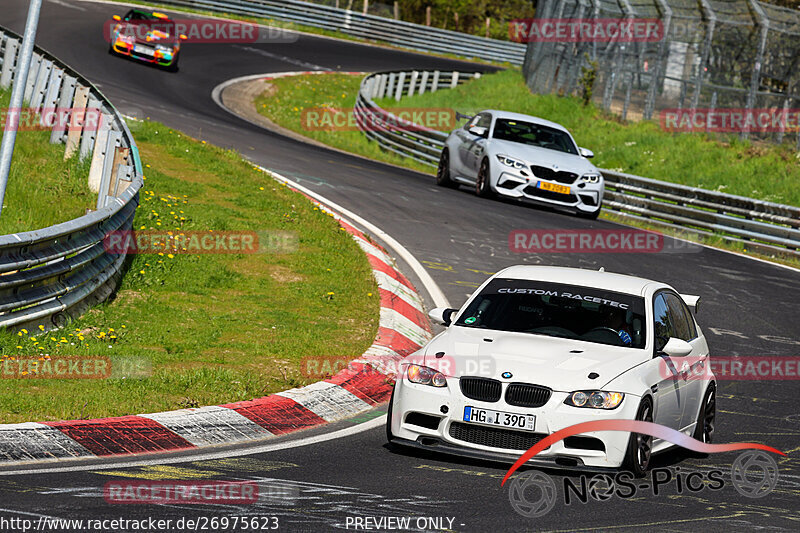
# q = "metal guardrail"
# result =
<box><xmin>0</xmin><ymin>25</ymin><xmax>143</xmax><ymax>330</ymax></box>
<box><xmin>355</xmin><ymin>69</ymin><xmax>800</xmax><ymax>259</ymax></box>
<box><xmin>142</xmin><ymin>0</ymin><xmax>525</xmax><ymax>64</ymax></box>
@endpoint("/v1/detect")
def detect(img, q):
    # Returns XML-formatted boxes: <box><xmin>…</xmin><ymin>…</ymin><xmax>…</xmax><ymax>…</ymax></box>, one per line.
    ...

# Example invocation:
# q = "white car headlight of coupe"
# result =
<box><xmin>406</xmin><ymin>364</ymin><xmax>447</xmax><ymax>387</ymax></box>
<box><xmin>496</xmin><ymin>154</ymin><xmax>527</xmax><ymax>171</ymax></box>
<box><xmin>580</xmin><ymin>173</ymin><xmax>601</xmax><ymax>183</ymax></box>
<box><xmin>565</xmin><ymin>390</ymin><xmax>624</xmax><ymax>409</ymax></box>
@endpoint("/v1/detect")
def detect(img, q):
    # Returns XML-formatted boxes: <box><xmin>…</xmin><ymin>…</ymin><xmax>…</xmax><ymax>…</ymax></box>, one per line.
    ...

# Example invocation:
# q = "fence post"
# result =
<box><xmin>450</xmin><ymin>71</ymin><xmax>459</xmax><ymax>89</ymax></box>
<box><xmin>431</xmin><ymin>70</ymin><xmax>440</xmax><ymax>92</ymax></box>
<box><xmin>644</xmin><ymin>0</ymin><xmax>672</xmax><ymax>120</ymax></box>
<box><xmin>0</xmin><ymin>0</ymin><xmax>44</xmax><ymax>219</ymax></box>
<box><xmin>743</xmin><ymin>0</ymin><xmax>769</xmax><ymax>141</ymax></box>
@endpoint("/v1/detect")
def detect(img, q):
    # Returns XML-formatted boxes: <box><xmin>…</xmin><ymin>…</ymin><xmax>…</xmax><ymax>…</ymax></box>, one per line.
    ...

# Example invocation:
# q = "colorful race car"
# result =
<box><xmin>108</xmin><ymin>9</ymin><xmax>186</xmax><ymax>71</ymax></box>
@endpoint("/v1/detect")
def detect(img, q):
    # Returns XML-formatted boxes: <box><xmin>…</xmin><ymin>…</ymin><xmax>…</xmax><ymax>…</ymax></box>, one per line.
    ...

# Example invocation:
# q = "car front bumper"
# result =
<box><xmin>491</xmin><ymin>166</ymin><xmax>603</xmax><ymax>215</ymax></box>
<box><xmin>112</xmin><ymin>40</ymin><xmax>177</xmax><ymax>66</ymax></box>
<box><xmin>390</xmin><ymin>376</ymin><xmax>641</xmax><ymax>469</ymax></box>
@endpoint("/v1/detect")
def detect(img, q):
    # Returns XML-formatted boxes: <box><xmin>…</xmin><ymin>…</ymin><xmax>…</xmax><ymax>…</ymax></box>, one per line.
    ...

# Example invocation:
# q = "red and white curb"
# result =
<box><xmin>0</xmin><ymin>181</ymin><xmax>432</xmax><ymax>463</ymax></box>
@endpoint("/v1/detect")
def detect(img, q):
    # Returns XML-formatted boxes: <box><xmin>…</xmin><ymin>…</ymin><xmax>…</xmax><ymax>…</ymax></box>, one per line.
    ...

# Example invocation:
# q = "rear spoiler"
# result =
<box><xmin>680</xmin><ymin>294</ymin><xmax>700</xmax><ymax>314</ymax></box>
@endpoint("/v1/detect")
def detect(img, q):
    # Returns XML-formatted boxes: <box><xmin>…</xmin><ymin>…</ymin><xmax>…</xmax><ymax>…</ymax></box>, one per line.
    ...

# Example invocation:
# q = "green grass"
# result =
<box><xmin>0</xmin><ymin>119</ymin><xmax>378</xmax><ymax>423</ymax></box>
<box><xmin>255</xmin><ymin>73</ymin><xmax>435</xmax><ymax>173</ymax></box>
<box><xmin>0</xmin><ymin>89</ymin><xmax>94</xmax><ymax>234</ymax></box>
<box><xmin>374</xmin><ymin>70</ymin><xmax>800</xmax><ymax>207</ymax></box>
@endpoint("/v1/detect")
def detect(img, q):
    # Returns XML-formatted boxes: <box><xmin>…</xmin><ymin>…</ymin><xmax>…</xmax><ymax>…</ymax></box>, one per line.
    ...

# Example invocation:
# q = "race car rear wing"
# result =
<box><xmin>679</xmin><ymin>294</ymin><xmax>700</xmax><ymax>314</ymax></box>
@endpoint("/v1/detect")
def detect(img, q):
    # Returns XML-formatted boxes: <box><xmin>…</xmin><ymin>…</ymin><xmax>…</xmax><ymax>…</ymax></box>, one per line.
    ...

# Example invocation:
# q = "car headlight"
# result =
<box><xmin>117</xmin><ymin>34</ymin><xmax>134</xmax><ymax>44</ymax></box>
<box><xmin>565</xmin><ymin>390</ymin><xmax>624</xmax><ymax>409</ymax></box>
<box><xmin>407</xmin><ymin>364</ymin><xmax>447</xmax><ymax>387</ymax></box>
<box><xmin>580</xmin><ymin>173</ymin><xmax>601</xmax><ymax>184</ymax></box>
<box><xmin>496</xmin><ymin>154</ymin><xmax>527</xmax><ymax>171</ymax></box>
<box><xmin>155</xmin><ymin>44</ymin><xmax>172</xmax><ymax>53</ymax></box>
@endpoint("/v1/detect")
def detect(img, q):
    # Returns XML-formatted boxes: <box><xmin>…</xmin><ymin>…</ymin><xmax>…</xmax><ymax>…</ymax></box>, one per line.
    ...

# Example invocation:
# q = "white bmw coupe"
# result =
<box><xmin>437</xmin><ymin>110</ymin><xmax>603</xmax><ymax>218</ymax></box>
<box><xmin>387</xmin><ymin>266</ymin><xmax>716</xmax><ymax>475</ymax></box>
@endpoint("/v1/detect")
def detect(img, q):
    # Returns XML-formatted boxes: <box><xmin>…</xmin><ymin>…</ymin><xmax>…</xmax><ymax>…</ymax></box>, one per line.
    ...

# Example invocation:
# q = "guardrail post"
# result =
<box><xmin>80</xmin><ymin>95</ymin><xmax>101</xmax><ymax>160</ymax></box>
<box><xmin>107</xmin><ymin>146</ymin><xmax>130</xmax><ymax>200</ymax></box>
<box><xmin>431</xmin><ymin>71</ymin><xmax>440</xmax><ymax>92</ymax></box>
<box><xmin>407</xmin><ymin>71</ymin><xmax>418</xmax><ymax>97</ymax></box>
<box><xmin>87</xmin><ymin>113</ymin><xmax>113</xmax><ymax>192</ymax></box>
<box><xmin>51</xmin><ymin>74</ymin><xmax>76</xmax><ymax>144</ymax></box>
<box><xmin>419</xmin><ymin>71</ymin><xmax>429</xmax><ymax>95</ymax></box>
<box><xmin>40</xmin><ymin>67</ymin><xmax>62</xmax><ymax>127</ymax></box>
<box><xmin>22</xmin><ymin>53</ymin><xmax>41</xmax><ymax>103</ymax></box>
<box><xmin>64</xmin><ymin>85</ymin><xmax>88</xmax><ymax>158</ymax></box>
<box><xmin>386</xmin><ymin>73</ymin><xmax>395</xmax><ymax>99</ymax></box>
<box><xmin>450</xmin><ymin>71</ymin><xmax>459</xmax><ymax>89</ymax></box>
<box><xmin>113</xmin><ymin>162</ymin><xmax>133</xmax><ymax>197</ymax></box>
<box><xmin>0</xmin><ymin>37</ymin><xmax>18</xmax><ymax>88</ymax></box>
<box><xmin>95</xmin><ymin>129</ymin><xmax>122</xmax><ymax>208</ymax></box>
<box><xmin>377</xmin><ymin>74</ymin><xmax>387</xmax><ymax>98</ymax></box>
<box><xmin>29</xmin><ymin>58</ymin><xmax>51</xmax><ymax>110</ymax></box>
<box><xmin>394</xmin><ymin>72</ymin><xmax>405</xmax><ymax>102</ymax></box>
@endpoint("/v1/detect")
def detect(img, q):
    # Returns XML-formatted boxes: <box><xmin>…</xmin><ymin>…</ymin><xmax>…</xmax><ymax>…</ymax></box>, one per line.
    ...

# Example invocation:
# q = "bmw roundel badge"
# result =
<box><xmin>501</xmin><ymin>371</ymin><xmax>513</xmax><ymax>379</ymax></box>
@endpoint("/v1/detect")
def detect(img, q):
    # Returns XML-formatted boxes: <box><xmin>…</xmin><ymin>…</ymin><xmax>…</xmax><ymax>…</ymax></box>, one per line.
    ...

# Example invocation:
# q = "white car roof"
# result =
<box><xmin>480</xmin><ymin>110</ymin><xmax>570</xmax><ymax>134</ymax></box>
<box><xmin>492</xmin><ymin>265</ymin><xmax>667</xmax><ymax>297</ymax></box>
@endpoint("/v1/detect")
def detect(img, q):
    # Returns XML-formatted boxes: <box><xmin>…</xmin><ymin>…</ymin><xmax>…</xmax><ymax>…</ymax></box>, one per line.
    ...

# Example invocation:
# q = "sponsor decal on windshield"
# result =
<box><xmin>497</xmin><ymin>288</ymin><xmax>630</xmax><ymax>309</ymax></box>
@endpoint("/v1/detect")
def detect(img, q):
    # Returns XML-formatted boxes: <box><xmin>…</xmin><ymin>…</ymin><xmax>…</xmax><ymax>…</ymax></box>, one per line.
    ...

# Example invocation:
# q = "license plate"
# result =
<box><xmin>133</xmin><ymin>44</ymin><xmax>154</xmax><ymax>55</ymax></box>
<box><xmin>537</xmin><ymin>181</ymin><xmax>571</xmax><ymax>195</ymax></box>
<box><xmin>463</xmin><ymin>406</ymin><xmax>535</xmax><ymax>431</ymax></box>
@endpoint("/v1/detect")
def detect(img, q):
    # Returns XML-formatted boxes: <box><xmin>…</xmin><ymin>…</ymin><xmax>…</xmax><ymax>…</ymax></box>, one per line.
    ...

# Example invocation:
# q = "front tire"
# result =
<box><xmin>476</xmin><ymin>158</ymin><xmax>494</xmax><ymax>198</ymax></box>
<box><xmin>436</xmin><ymin>148</ymin><xmax>458</xmax><ymax>188</ymax></box>
<box><xmin>693</xmin><ymin>383</ymin><xmax>716</xmax><ymax>445</ymax></box>
<box><xmin>386</xmin><ymin>386</ymin><xmax>396</xmax><ymax>442</ymax></box>
<box><xmin>623</xmin><ymin>397</ymin><xmax>653</xmax><ymax>477</ymax></box>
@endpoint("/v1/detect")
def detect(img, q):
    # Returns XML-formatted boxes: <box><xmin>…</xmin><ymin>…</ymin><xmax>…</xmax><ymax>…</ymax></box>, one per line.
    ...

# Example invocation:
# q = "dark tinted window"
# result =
<box><xmin>652</xmin><ymin>293</ymin><xmax>672</xmax><ymax>351</ymax></box>
<box><xmin>454</xmin><ymin>279</ymin><xmax>646</xmax><ymax>349</ymax></box>
<box><xmin>665</xmin><ymin>293</ymin><xmax>696</xmax><ymax>340</ymax></box>
<box><xmin>491</xmin><ymin>119</ymin><xmax>578</xmax><ymax>155</ymax></box>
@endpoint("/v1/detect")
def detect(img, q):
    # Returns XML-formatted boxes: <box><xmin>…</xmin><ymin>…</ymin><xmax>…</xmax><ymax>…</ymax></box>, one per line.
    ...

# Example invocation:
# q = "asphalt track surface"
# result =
<box><xmin>1</xmin><ymin>1</ymin><xmax>800</xmax><ymax>531</ymax></box>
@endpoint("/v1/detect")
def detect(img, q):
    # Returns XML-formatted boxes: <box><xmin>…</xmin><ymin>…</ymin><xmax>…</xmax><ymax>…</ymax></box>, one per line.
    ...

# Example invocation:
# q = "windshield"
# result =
<box><xmin>454</xmin><ymin>279</ymin><xmax>646</xmax><ymax>348</ymax></box>
<box><xmin>122</xmin><ymin>11</ymin><xmax>176</xmax><ymax>40</ymax></box>
<box><xmin>492</xmin><ymin>119</ymin><xmax>578</xmax><ymax>155</ymax></box>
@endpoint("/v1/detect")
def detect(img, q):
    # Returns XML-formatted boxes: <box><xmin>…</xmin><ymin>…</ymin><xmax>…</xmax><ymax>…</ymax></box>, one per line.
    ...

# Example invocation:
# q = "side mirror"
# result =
<box><xmin>468</xmin><ymin>125</ymin><xmax>488</xmax><ymax>138</ymax></box>
<box><xmin>429</xmin><ymin>307</ymin><xmax>457</xmax><ymax>326</ymax></box>
<box><xmin>112</xmin><ymin>15</ymin><xmax>122</xmax><ymax>22</ymax></box>
<box><xmin>180</xmin><ymin>34</ymin><xmax>188</xmax><ymax>41</ymax></box>
<box><xmin>579</xmin><ymin>147</ymin><xmax>594</xmax><ymax>158</ymax></box>
<box><xmin>661</xmin><ymin>337</ymin><xmax>693</xmax><ymax>357</ymax></box>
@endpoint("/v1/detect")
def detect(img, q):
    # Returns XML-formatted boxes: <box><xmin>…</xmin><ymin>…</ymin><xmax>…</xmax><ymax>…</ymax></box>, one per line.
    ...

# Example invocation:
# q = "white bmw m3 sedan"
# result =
<box><xmin>387</xmin><ymin>266</ymin><xmax>716</xmax><ymax>475</ymax></box>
